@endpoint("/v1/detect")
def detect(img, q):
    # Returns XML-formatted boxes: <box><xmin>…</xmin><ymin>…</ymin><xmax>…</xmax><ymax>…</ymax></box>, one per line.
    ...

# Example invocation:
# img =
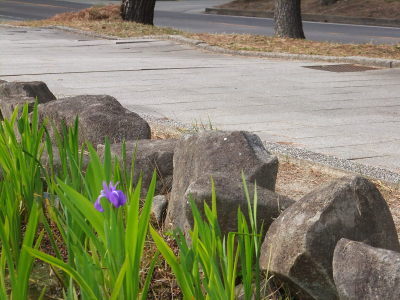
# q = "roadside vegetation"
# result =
<box><xmin>1</xmin><ymin>101</ymin><xmax>400</xmax><ymax>299</ymax></box>
<box><xmin>0</xmin><ymin>102</ymin><xmax>286</xmax><ymax>299</ymax></box>
<box><xmin>8</xmin><ymin>5</ymin><xmax>400</xmax><ymax>61</ymax></box>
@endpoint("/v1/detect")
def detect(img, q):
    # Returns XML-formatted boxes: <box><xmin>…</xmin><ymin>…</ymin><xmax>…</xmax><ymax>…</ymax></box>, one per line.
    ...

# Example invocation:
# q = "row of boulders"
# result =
<box><xmin>0</xmin><ymin>81</ymin><xmax>150</xmax><ymax>145</ymax></box>
<box><xmin>261</xmin><ymin>175</ymin><xmax>400</xmax><ymax>299</ymax></box>
<box><xmin>1</xmin><ymin>80</ymin><xmax>400</xmax><ymax>299</ymax></box>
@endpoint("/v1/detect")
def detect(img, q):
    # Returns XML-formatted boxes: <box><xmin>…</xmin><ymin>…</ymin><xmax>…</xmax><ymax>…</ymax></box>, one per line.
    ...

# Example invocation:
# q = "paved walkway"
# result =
<box><xmin>1</xmin><ymin>26</ymin><xmax>400</xmax><ymax>172</ymax></box>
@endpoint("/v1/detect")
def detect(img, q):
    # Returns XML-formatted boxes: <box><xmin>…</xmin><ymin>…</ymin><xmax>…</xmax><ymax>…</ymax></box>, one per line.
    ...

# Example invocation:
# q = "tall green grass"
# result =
<box><xmin>151</xmin><ymin>177</ymin><xmax>264</xmax><ymax>300</ymax></box>
<box><xmin>0</xmin><ymin>104</ymin><xmax>45</xmax><ymax>299</ymax></box>
<box><xmin>0</xmin><ymin>103</ymin><xmax>157</xmax><ymax>299</ymax></box>
<box><xmin>0</xmin><ymin>102</ymin><xmax>290</xmax><ymax>299</ymax></box>
<box><xmin>29</xmin><ymin>141</ymin><xmax>157</xmax><ymax>299</ymax></box>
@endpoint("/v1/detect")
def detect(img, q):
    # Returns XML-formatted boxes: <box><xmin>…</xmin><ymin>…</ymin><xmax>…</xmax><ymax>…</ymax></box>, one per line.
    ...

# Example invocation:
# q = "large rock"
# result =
<box><xmin>184</xmin><ymin>175</ymin><xmax>294</xmax><ymax>236</ymax></box>
<box><xmin>152</xmin><ymin>195</ymin><xmax>168</xmax><ymax>225</ymax></box>
<box><xmin>0</xmin><ymin>81</ymin><xmax>56</xmax><ymax>101</ymax></box>
<box><xmin>97</xmin><ymin>139</ymin><xmax>176</xmax><ymax>194</ymax></box>
<box><xmin>39</xmin><ymin>95</ymin><xmax>151</xmax><ymax>146</ymax></box>
<box><xmin>166</xmin><ymin>131</ymin><xmax>279</xmax><ymax>231</ymax></box>
<box><xmin>0</xmin><ymin>81</ymin><xmax>56</xmax><ymax>119</ymax></box>
<box><xmin>260</xmin><ymin>175</ymin><xmax>400</xmax><ymax>300</ymax></box>
<box><xmin>333</xmin><ymin>238</ymin><xmax>400</xmax><ymax>300</ymax></box>
<box><xmin>41</xmin><ymin>146</ymin><xmax>90</xmax><ymax>176</ymax></box>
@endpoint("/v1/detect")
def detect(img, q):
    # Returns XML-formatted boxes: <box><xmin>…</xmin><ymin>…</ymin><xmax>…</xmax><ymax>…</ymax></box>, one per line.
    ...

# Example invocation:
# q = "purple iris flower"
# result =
<box><xmin>94</xmin><ymin>182</ymin><xmax>127</xmax><ymax>212</ymax></box>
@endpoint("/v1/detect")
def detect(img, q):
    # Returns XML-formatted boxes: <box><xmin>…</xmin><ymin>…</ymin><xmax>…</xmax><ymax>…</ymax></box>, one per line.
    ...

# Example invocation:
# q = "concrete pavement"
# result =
<box><xmin>1</xmin><ymin>26</ymin><xmax>400</xmax><ymax>173</ymax></box>
<box><xmin>2</xmin><ymin>0</ymin><xmax>400</xmax><ymax>44</ymax></box>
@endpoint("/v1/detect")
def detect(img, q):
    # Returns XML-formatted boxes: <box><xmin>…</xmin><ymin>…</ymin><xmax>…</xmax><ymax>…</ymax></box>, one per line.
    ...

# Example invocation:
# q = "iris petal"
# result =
<box><xmin>116</xmin><ymin>190</ymin><xmax>126</xmax><ymax>207</ymax></box>
<box><xmin>94</xmin><ymin>182</ymin><xmax>127</xmax><ymax>212</ymax></box>
<box><xmin>94</xmin><ymin>197</ymin><xmax>104</xmax><ymax>212</ymax></box>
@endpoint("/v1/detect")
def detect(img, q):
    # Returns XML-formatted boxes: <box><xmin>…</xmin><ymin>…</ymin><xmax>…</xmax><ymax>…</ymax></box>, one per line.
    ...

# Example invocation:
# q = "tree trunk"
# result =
<box><xmin>120</xmin><ymin>0</ymin><xmax>156</xmax><ymax>25</ymax></box>
<box><xmin>274</xmin><ymin>0</ymin><xmax>305</xmax><ymax>39</ymax></box>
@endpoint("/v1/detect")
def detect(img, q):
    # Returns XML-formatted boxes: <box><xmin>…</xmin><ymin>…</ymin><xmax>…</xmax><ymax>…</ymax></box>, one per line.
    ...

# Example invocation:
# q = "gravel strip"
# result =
<box><xmin>138</xmin><ymin>111</ymin><xmax>400</xmax><ymax>185</ymax></box>
<box><xmin>138</xmin><ymin>112</ymin><xmax>192</xmax><ymax>132</ymax></box>
<box><xmin>265</xmin><ymin>142</ymin><xmax>400</xmax><ymax>184</ymax></box>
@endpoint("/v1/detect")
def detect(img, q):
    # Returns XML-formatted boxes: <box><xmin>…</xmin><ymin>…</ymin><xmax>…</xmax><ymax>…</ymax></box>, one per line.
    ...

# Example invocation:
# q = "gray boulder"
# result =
<box><xmin>97</xmin><ymin>139</ymin><xmax>176</xmax><ymax>194</ymax></box>
<box><xmin>235</xmin><ymin>279</ymin><xmax>272</xmax><ymax>300</ymax></box>
<box><xmin>260</xmin><ymin>175</ymin><xmax>400</xmax><ymax>300</ymax></box>
<box><xmin>0</xmin><ymin>81</ymin><xmax>56</xmax><ymax>119</ymax></box>
<box><xmin>0</xmin><ymin>96</ymin><xmax>36</xmax><ymax>120</ymax></box>
<box><xmin>0</xmin><ymin>81</ymin><xmax>56</xmax><ymax>101</ymax></box>
<box><xmin>152</xmin><ymin>195</ymin><xmax>168</xmax><ymax>224</ymax></box>
<box><xmin>41</xmin><ymin>146</ymin><xmax>90</xmax><ymax>176</ymax></box>
<box><xmin>333</xmin><ymin>238</ymin><xmax>400</xmax><ymax>300</ymax></box>
<box><xmin>39</xmin><ymin>95</ymin><xmax>151</xmax><ymax>146</ymax></box>
<box><xmin>184</xmin><ymin>175</ymin><xmax>294</xmax><ymax>236</ymax></box>
<box><xmin>0</xmin><ymin>80</ymin><xmax>7</xmax><ymax>84</ymax></box>
<box><xmin>166</xmin><ymin>131</ymin><xmax>279</xmax><ymax>231</ymax></box>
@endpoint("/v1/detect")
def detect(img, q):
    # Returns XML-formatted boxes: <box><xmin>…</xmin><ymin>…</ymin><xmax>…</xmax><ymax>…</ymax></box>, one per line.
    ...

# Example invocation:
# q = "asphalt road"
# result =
<box><xmin>1</xmin><ymin>0</ymin><xmax>400</xmax><ymax>44</ymax></box>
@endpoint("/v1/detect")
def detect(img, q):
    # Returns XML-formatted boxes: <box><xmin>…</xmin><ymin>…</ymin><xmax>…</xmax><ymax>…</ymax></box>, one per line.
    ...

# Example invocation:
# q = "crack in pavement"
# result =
<box><xmin>115</xmin><ymin>41</ymin><xmax>159</xmax><ymax>45</ymax></box>
<box><xmin>0</xmin><ymin>66</ymin><xmax>219</xmax><ymax>77</ymax></box>
<box><xmin>348</xmin><ymin>155</ymin><xmax>392</xmax><ymax>161</ymax></box>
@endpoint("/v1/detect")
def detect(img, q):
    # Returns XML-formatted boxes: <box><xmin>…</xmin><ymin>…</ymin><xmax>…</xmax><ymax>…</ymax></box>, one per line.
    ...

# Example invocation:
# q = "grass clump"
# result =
<box><xmin>12</xmin><ymin>5</ymin><xmax>182</xmax><ymax>38</ymax></box>
<box><xmin>0</xmin><ymin>102</ymin><xmax>294</xmax><ymax>299</ymax></box>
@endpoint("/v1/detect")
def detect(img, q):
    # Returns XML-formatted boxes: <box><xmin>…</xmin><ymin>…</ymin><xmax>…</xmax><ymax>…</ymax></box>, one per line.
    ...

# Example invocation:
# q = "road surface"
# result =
<box><xmin>1</xmin><ymin>0</ymin><xmax>400</xmax><ymax>44</ymax></box>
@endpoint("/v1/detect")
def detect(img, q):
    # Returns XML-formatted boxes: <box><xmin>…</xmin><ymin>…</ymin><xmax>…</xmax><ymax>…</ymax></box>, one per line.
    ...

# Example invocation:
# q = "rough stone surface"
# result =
<box><xmin>333</xmin><ymin>238</ymin><xmax>400</xmax><ymax>300</ymax></box>
<box><xmin>185</xmin><ymin>175</ymin><xmax>294</xmax><ymax>236</ymax></box>
<box><xmin>0</xmin><ymin>96</ymin><xmax>36</xmax><ymax>120</ymax></box>
<box><xmin>260</xmin><ymin>175</ymin><xmax>400</xmax><ymax>300</ymax></box>
<box><xmin>39</xmin><ymin>95</ymin><xmax>151</xmax><ymax>146</ymax></box>
<box><xmin>41</xmin><ymin>146</ymin><xmax>90</xmax><ymax>175</ymax></box>
<box><xmin>0</xmin><ymin>81</ymin><xmax>56</xmax><ymax>119</ymax></box>
<box><xmin>235</xmin><ymin>279</ymin><xmax>271</xmax><ymax>300</ymax></box>
<box><xmin>0</xmin><ymin>81</ymin><xmax>56</xmax><ymax>102</ymax></box>
<box><xmin>152</xmin><ymin>195</ymin><xmax>168</xmax><ymax>224</ymax></box>
<box><xmin>97</xmin><ymin>139</ymin><xmax>176</xmax><ymax>194</ymax></box>
<box><xmin>166</xmin><ymin>131</ymin><xmax>279</xmax><ymax>231</ymax></box>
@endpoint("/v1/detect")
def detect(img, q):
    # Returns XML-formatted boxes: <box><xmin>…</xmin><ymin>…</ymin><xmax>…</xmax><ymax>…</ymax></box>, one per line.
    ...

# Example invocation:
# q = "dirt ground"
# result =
<box><xmin>276</xmin><ymin>160</ymin><xmax>400</xmax><ymax>239</ymax></box>
<box><xmin>218</xmin><ymin>0</ymin><xmax>400</xmax><ymax>19</ymax></box>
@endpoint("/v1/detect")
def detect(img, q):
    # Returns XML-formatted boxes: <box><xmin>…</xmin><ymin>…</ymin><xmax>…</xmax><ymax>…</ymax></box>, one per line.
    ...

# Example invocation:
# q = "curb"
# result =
<box><xmin>165</xmin><ymin>35</ymin><xmax>400</xmax><ymax>68</ymax></box>
<box><xmin>2</xmin><ymin>24</ymin><xmax>400</xmax><ymax>68</ymax></box>
<box><xmin>205</xmin><ymin>7</ymin><xmax>400</xmax><ymax>28</ymax></box>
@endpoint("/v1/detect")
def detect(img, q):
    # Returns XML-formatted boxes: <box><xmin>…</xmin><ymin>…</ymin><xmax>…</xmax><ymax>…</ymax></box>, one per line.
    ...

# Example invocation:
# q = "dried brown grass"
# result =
<box><xmin>50</xmin><ymin>4</ymin><xmax>122</xmax><ymax>22</ymax></box>
<box><xmin>13</xmin><ymin>5</ymin><xmax>181</xmax><ymax>38</ymax></box>
<box><xmin>192</xmin><ymin>33</ymin><xmax>400</xmax><ymax>60</ymax></box>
